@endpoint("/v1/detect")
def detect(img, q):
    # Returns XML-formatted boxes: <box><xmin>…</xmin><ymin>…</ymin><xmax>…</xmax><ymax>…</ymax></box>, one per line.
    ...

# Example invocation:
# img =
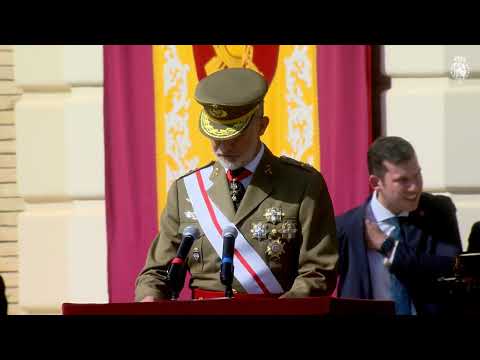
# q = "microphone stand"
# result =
<box><xmin>221</xmin><ymin>262</ymin><xmax>234</xmax><ymax>299</ymax></box>
<box><xmin>167</xmin><ymin>226</ymin><xmax>200</xmax><ymax>301</ymax></box>
<box><xmin>225</xmin><ymin>285</ymin><xmax>233</xmax><ymax>299</ymax></box>
<box><xmin>168</xmin><ymin>265</ymin><xmax>187</xmax><ymax>300</ymax></box>
<box><xmin>221</xmin><ymin>226</ymin><xmax>238</xmax><ymax>299</ymax></box>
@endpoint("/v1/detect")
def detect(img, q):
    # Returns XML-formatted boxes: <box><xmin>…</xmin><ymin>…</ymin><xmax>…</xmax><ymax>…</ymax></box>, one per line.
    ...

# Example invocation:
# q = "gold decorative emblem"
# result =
<box><xmin>205</xmin><ymin>45</ymin><xmax>262</xmax><ymax>76</ymax></box>
<box><xmin>266</xmin><ymin>239</ymin><xmax>285</xmax><ymax>259</ymax></box>
<box><xmin>264</xmin><ymin>207</ymin><xmax>284</xmax><ymax>225</ymax></box>
<box><xmin>251</xmin><ymin>222</ymin><xmax>268</xmax><ymax>241</ymax></box>
<box><xmin>280</xmin><ymin>221</ymin><xmax>297</xmax><ymax>241</ymax></box>
<box><xmin>209</xmin><ymin>107</ymin><xmax>228</xmax><ymax>118</ymax></box>
<box><xmin>268</xmin><ymin>228</ymin><xmax>281</xmax><ymax>241</ymax></box>
<box><xmin>200</xmin><ymin>111</ymin><xmax>248</xmax><ymax>139</ymax></box>
<box><xmin>192</xmin><ymin>247</ymin><xmax>201</xmax><ymax>262</ymax></box>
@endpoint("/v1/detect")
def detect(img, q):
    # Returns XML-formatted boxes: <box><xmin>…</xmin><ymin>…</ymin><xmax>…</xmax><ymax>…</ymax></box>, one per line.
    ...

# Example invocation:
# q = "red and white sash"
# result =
<box><xmin>183</xmin><ymin>165</ymin><xmax>284</xmax><ymax>295</ymax></box>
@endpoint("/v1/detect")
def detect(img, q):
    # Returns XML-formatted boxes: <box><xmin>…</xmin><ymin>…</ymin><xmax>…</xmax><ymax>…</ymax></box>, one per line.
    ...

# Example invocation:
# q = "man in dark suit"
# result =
<box><xmin>467</xmin><ymin>221</ymin><xmax>480</xmax><ymax>253</ymax></box>
<box><xmin>336</xmin><ymin>136</ymin><xmax>462</xmax><ymax>315</ymax></box>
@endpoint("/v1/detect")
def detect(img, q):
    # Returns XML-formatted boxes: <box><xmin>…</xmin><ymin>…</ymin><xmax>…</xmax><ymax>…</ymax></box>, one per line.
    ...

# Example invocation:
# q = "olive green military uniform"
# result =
<box><xmin>135</xmin><ymin>145</ymin><xmax>338</xmax><ymax>300</ymax></box>
<box><xmin>135</xmin><ymin>67</ymin><xmax>338</xmax><ymax>300</ymax></box>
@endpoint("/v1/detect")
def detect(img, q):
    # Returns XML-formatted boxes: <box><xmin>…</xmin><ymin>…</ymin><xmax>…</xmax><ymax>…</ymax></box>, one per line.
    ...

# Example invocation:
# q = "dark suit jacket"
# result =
<box><xmin>336</xmin><ymin>193</ymin><xmax>463</xmax><ymax>315</ymax></box>
<box><xmin>467</xmin><ymin>221</ymin><xmax>480</xmax><ymax>253</ymax></box>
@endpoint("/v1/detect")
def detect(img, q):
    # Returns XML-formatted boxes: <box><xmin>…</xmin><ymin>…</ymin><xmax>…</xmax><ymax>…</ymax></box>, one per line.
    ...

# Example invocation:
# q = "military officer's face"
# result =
<box><xmin>370</xmin><ymin>155</ymin><xmax>423</xmax><ymax>214</ymax></box>
<box><xmin>211</xmin><ymin>115</ymin><xmax>269</xmax><ymax>170</ymax></box>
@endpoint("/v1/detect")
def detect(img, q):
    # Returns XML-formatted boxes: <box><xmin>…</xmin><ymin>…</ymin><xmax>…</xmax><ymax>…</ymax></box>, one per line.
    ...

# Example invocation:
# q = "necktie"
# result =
<box><xmin>226</xmin><ymin>167</ymin><xmax>252</xmax><ymax>211</ymax></box>
<box><xmin>387</xmin><ymin>216</ymin><xmax>414</xmax><ymax>315</ymax></box>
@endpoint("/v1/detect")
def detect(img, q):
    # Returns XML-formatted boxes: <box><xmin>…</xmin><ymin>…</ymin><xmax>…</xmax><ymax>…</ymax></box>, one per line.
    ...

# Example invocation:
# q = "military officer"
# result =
<box><xmin>135</xmin><ymin>68</ymin><xmax>338</xmax><ymax>301</ymax></box>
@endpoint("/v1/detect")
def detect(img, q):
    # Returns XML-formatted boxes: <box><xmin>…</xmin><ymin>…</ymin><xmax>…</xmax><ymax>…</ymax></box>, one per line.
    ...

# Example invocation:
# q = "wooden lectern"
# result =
<box><xmin>62</xmin><ymin>296</ymin><xmax>395</xmax><ymax>316</ymax></box>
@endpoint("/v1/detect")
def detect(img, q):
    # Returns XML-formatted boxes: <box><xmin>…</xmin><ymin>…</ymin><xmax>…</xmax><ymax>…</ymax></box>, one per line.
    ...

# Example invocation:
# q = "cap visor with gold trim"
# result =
<box><xmin>195</xmin><ymin>68</ymin><xmax>268</xmax><ymax>141</ymax></box>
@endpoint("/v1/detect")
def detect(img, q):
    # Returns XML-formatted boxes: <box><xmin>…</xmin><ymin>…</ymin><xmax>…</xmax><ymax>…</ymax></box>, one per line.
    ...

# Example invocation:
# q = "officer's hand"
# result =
<box><xmin>140</xmin><ymin>296</ymin><xmax>156</xmax><ymax>302</ymax></box>
<box><xmin>364</xmin><ymin>219</ymin><xmax>387</xmax><ymax>251</ymax></box>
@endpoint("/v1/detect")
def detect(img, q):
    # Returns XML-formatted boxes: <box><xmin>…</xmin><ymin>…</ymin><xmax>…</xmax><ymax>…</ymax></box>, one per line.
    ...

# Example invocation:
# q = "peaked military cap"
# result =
<box><xmin>195</xmin><ymin>67</ymin><xmax>268</xmax><ymax>140</ymax></box>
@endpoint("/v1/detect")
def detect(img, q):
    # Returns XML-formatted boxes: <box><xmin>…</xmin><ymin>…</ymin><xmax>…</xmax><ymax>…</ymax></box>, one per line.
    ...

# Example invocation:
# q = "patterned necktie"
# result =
<box><xmin>387</xmin><ymin>216</ymin><xmax>414</xmax><ymax>315</ymax></box>
<box><xmin>226</xmin><ymin>167</ymin><xmax>252</xmax><ymax>211</ymax></box>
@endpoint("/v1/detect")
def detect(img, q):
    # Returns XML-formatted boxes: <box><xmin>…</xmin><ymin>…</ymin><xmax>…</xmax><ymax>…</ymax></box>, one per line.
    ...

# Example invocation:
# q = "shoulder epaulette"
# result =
<box><xmin>279</xmin><ymin>156</ymin><xmax>315</xmax><ymax>172</ymax></box>
<box><xmin>177</xmin><ymin>161</ymin><xmax>215</xmax><ymax>180</ymax></box>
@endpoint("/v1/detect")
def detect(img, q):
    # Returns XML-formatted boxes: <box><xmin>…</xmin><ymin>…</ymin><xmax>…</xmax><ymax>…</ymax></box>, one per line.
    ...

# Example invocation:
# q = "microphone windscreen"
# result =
<box><xmin>183</xmin><ymin>225</ymin><xmax>200</xmax><ymax>240</ymax></box>
<box><xmin>222</xmin><ymin>225</ymin><xmax>238</xmax><ymax>240</ymax></box>
<box><xmin>176</xmin><ymin>225</ymin><xmax>200</xmax><ymax>260</ymax></box>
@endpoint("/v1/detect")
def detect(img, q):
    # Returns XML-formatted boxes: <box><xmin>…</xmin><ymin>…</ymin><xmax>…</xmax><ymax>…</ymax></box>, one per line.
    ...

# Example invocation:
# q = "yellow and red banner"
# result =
<box><xmin>104</xmin><ymin>45</ymin><xmax>371</xmax><ymax>302</ymax></box>
<box><xmin>153</xmin><ymin>45</ymin><xmax>320</xmax><ymax>215</ymax></box>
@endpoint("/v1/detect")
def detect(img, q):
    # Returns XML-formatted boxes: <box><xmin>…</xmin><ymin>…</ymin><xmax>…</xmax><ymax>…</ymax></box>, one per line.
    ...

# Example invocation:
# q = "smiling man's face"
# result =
<box><xmin>371</xmin><ymin>155</ymin><xmax>423</xmax><ymax>214</ymax></box>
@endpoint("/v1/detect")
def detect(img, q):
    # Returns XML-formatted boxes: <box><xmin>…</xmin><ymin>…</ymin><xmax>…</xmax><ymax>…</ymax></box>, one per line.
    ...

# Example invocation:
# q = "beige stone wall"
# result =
<box><xmin>14</xmin><ymin>46</ymin><xmax>107</xmax><ymax>314</ymax></box>
<box><xmin>0</xmin><ymin>45</ymin><xmax>24</xmax><ymax>314</ymax></box>
<box><xmin>382</xmin><ymin>45</ymin><xmax>480</xmax><ymax>250</ymax></box>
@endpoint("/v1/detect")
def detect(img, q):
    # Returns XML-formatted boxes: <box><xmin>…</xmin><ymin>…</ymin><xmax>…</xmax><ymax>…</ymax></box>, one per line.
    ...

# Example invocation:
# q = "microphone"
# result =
<box><xmin>167</xmin><ymin>225</ymin><xmax>200</xmax><ymax>300</ymax></box>
<box><xmin>220</xmin><ymin>225</ymin><xmax>238</xmax><ymax>298</ymax></box>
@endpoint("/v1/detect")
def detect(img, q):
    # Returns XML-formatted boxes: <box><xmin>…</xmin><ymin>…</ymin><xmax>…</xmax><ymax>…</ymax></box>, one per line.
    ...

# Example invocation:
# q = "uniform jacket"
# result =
<box><xmin>135</xmin><ymin>146</ymin><xmax>338</xmax><ymax>300</ymax></box>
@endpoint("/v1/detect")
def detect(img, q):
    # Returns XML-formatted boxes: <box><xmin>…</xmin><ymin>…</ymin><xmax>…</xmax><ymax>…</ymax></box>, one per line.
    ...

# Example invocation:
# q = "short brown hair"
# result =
<box><xmin>368</xmin><ymin>136</ymin><xmax>416</xmax><ymax>178</ymax></box>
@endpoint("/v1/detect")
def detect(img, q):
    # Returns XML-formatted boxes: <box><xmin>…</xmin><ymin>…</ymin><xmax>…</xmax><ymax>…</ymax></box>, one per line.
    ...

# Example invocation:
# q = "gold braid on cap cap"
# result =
<box><xmin>200</xmin><ymin>113</ymin><xmax>250</xmax><ymax>139</ymax></box>
<box><xmin>200</xmin><ymin>104</ymin><xmax>259</xmax><ymax>139</ymax></box>
<box><xmin>206</xmin><ymin>103</ymin><xmax>259</xmax><ymax>125</ymax></box>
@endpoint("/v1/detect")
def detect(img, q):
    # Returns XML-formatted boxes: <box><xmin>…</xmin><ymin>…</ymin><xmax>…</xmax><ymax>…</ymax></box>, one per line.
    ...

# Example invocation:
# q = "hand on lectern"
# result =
<box><xmin>140</xmin><ymin>295</ymin><xmax>156</xmax><ymax>302</ymax></box>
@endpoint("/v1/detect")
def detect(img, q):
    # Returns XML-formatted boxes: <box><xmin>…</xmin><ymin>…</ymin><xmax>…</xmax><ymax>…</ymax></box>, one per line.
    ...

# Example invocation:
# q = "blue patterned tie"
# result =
<box><xmin>387</xmin><ymin>217</ymin><xmax>413</xmax><ymax>315</ymax></box>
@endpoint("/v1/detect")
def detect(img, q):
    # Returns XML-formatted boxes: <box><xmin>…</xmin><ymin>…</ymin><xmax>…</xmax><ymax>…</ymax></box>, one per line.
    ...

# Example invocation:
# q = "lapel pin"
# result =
<box><xmin>192</xmin><ymin>247</ymin><xmax>201</xmax><ymax>262</ymax></box>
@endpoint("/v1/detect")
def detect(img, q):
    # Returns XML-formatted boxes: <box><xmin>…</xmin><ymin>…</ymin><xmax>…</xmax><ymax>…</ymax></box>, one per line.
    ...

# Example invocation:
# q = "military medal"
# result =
<box><xmin>230</xmin><ymin>179</ymin><xmax>241</xmax><ymax>202</ymax></box>
<box><xmin>266</xmin><ymin>239</ymin><xmax>285</xmax><ymax>259</ymax></box>
<box><xmin>268</xmin><ymin>228</ymin><xmax>281</xmax><ymax>240</ymax></box>
<box><xmin>192</xmin><ymin>247</ymin><xmax>201</xmax><ymax>262</ymax></box>
<box><xmin>226</xmin><ymin>168</ymin><xmax>251</xmax><ymax>209</ymax></box>
<box><xmin>264</xmin><ymin>207</ymin><xmax>284</xmax><ymax>225</ymax></box>
<box><xmin>280</xmin><ymin>221</ymin><xmax>297</xmax><ymax>241</ymax></box>
<box><xmin>251</xmin><ymin>222</ymin><xmax>268</xmax><ymax>241</ymax></box>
